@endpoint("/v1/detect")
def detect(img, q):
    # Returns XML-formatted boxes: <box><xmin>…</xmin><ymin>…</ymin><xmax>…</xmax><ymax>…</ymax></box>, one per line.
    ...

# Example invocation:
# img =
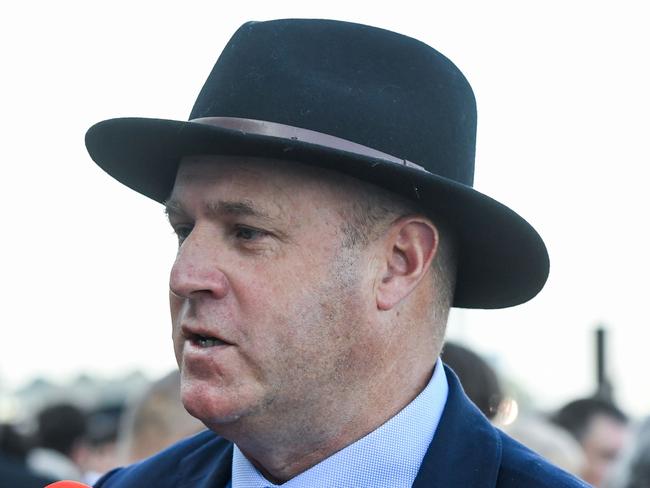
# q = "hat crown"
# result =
<box><xmin>190</xmin><ymin>19</ymin><xmax>477</xmax><ymax>186</ymax></box>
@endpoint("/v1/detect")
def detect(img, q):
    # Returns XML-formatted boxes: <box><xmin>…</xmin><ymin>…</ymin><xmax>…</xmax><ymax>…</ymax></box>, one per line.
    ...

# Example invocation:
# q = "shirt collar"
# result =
<box><xmin>232</xmin><ymin>357</ymin><xmax>448</xmax><ymax>488</ymax></box>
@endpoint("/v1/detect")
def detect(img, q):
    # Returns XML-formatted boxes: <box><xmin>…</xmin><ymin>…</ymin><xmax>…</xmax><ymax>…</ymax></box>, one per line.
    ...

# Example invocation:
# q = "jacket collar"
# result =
<box><xmin>412</xmin><ymin>364</ymin><xmax>502</xmax><ymax>487</ymax></box>
<box><xmin>178</xmin><ymin>435</ymin><xmax>233</xmax><ymax>488</ymax></box>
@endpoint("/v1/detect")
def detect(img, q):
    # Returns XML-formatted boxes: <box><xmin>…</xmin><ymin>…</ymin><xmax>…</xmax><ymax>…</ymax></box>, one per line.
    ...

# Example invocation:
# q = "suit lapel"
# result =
<box><xmin>178</xmin><ymin>435</ymin><xmax>233</xmax><ymax>488</ymax></box>
<box><xmin>412</xmin><ymin>365</ymin><xmax>502</xmax><ymax>488</ymax></box>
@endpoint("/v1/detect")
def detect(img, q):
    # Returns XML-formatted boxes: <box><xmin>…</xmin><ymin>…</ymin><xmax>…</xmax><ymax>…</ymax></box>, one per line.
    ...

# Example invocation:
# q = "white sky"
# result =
<box><xmin>1</xmin><ymin>1</ymin><xmax>648</xmax><ymax>416</ymax></box>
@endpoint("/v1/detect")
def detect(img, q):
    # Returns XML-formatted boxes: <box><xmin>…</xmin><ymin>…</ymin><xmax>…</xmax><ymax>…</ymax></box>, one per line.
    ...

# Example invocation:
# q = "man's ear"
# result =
<box><xmin>376</xmin><ymin>217</ymin><xmax>439</xmax><ymax>311</ymax></box>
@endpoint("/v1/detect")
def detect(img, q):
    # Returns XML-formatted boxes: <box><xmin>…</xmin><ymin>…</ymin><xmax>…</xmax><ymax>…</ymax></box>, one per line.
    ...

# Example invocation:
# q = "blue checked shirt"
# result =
<box><xmin>228</xmin><ymin>358</ymin><xmax>448</xmax><ymax>488</ymax></box>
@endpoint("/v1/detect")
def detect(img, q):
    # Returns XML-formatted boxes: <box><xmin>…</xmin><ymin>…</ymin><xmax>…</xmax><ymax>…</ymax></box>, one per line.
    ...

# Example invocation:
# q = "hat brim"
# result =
<box><xmin>85</xmin><ymin>117</ymin><xmax>549</xmax><ymax>309</ymax></box>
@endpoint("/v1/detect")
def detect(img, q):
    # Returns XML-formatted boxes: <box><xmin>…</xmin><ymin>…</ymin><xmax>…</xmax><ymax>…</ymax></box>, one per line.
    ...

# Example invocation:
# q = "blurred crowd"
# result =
<box><xmin>2</xmin><ymin>345</ymin><xmax>649</xmax><ymax>487</ymax></box>
<box><xmin>440</xmin><ymin>343</ymin><xmax>646</xmax><ymax>488</ymax></box>
<box><xmin>0</xmin><ymin>370</ymin><xmax>203</xmax><ymax>487</ymax></box>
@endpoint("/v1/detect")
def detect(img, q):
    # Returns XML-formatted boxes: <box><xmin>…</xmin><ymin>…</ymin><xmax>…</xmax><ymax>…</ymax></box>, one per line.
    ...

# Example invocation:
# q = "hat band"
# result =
<box><xmin>190</xmin><ymin>117</ymin><xmax>428</xmax><ymax>174</ymax></box>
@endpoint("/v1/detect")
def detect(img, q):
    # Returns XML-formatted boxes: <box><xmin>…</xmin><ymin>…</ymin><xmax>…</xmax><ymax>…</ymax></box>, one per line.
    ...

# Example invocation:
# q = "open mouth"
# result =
<box><xmin>184</xmin><ymin>331</ymin><xmax>228</xmax><ymax>348</ymax></box>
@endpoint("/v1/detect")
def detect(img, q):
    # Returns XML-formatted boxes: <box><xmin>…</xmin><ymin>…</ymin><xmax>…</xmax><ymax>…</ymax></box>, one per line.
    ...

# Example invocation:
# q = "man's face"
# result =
<box><xmin>580</xmin><ymin>414</ymin><xmax>630</xmax><ymax>487</ymax></box>
<box><xmin>166</xmin><ymin>156</ymin><xmax>383</xmax><ymax>435</ymax></box>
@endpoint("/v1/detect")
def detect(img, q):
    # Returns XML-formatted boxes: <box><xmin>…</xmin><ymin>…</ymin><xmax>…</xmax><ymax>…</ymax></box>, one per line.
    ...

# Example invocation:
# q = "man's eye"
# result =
<box><xmin>174</xmin><ymin>225</ymin><xmax>193</xmax><ymax>244</ymax></box>
<box><xmin>234</xmin><ymin>226</ymin><xmax>266</xmax><ymax>241</ymax></box>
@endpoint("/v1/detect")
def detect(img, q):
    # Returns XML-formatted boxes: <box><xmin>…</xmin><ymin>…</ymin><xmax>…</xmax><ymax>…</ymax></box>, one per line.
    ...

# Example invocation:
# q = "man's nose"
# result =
<box><xmin>169</xmin><ymin>232</ymin><xmax>230</xmax><ymax>300</ymax></box>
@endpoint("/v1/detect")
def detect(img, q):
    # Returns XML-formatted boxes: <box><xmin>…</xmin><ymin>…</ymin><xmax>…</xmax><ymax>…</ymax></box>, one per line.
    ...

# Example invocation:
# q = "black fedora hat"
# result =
<box><xmin>85</xmin><ymin>18</ymin><xmax>549</xmax><ymax>309</ymax></box>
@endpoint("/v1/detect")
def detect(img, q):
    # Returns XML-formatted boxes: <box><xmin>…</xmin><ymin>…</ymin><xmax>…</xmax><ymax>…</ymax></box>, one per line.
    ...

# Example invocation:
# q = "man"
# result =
<box><xmin>0</xmin><ymin>424</ymin><xmax>55</xmax><ymax>488</ymax></box>
<box><xmin>605</xmin><ymin>416</ymin><xmax>650</xmax><ymax>488</ymax></box>
<box><xmin>116</xmin><ymin>370</ymin><xmax>204</xmax><ymax>464</ymax></box>
<box><xmin>552</xmin><ymin>398</ymin><xmax>630</xmax><ymax>487</ymax></box>
<box><xmin>27</xmin><ymin>403</ymin><xmax>87</xmax><ymax>482</ymax></box>
<box><xmin>0</xmin><ymin>455</ymin><xmax>56</xmax><ymax>488</ymax></box>
<box><xmin>440</xmin><ymin>342</ymin><xmax>503</xmax><ymax>420</ymax></box>
<box><xmin>86</xmin><ymin>19</ymin><xmax>588</xmax><ymax>487</ymax></box>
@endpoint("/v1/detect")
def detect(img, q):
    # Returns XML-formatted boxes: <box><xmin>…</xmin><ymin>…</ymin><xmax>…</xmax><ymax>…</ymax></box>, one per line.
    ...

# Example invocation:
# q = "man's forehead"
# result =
<box><xmin>172</xmin><ymin>154</ymin><xmax>368</xmax><ymax>204</ymax></box>
<box><xmin>168</xmin><ymin>172</ymin><xmax>285</xmax><ymax>219</ymax></box>
<box><xmin>174</xmin><ymin>154</ymin><xmax>327</xmax><ymax>188</ymax></box>
<box><xmin>175</xmin><ymin>155</ymin><xmax>274</xmax><ymax>182</ymax></box>
<box><xmin>171</xmin><ymin>156</ymin><xmax>289</xmax><ymax>202</ymax></box>
<box><xmin>168</xmin><ymin>155</ymin><xmax>356</xmax><ymax>223</ymax></box>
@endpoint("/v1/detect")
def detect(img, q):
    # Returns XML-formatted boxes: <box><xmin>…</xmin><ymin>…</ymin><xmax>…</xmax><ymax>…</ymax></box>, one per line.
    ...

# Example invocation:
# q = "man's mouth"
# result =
<box><xmin>194</xmin><ymin>335</ymin><xmax>225</xmax><ymax>348</ymax></box>
<box><xmin>182</xmin><ymin>328</ymin><xmax>229</xmax><ymax>348</ymax></box>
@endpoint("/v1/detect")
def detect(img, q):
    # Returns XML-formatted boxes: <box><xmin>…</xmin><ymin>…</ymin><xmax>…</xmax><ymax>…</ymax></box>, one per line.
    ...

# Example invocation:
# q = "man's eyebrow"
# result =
<box><xmin>164</xmin><ymin>199</ymin><xmax>274</xmax><ymax>222</ymax></box>
<box><xmin>164</xmin><ymin>199</ymin><xmax>188</xmax><ymax>219</ymax></box>
<box><xmin>205</xmin><ymin>200</ymin><xmax>273</xmax><ymax>221</ymax></box>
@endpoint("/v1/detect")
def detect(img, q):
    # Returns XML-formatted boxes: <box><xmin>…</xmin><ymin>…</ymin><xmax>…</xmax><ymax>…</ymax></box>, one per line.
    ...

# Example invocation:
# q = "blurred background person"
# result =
<box><xmin>79</xmin><ymin>404</ymin><xmax>124</xmax><ymax>484</ymax></box>
<box><xmin>441</xmin><ymin>341</ymin><xmax>504</xmax><ymax>420</ymax></box>
<box><xmin>551</xmin><ymin>398</ymin><xmax>630</xmax><ymax>487</ymax></box>
<box><xmin>115</xmin><ymin>370</ymin><xmax>204</xmax><ymax>465</ymax></box>
<box><xmin>505</xmin><ymin>415</ymin><xmax>586</xmax><ymax>477</ymax></box>
<box><xmin>0</xmin><ymin>422</ymin><xmax>30</xmax><ymax>461</ymax></box>
<box><xmin>605</xmin><ymin>417</ymin><xmax>650</xmax><ymax>488</ymax></box>
<box><xmin>1</xmin><ymin>422</ymin><xmax>55</xmax><ymax>487</ymax></box>
<box><xmin>26</xmin><ymin>402</ymin><xmax>87</xmax><ymax>481</ymax></box>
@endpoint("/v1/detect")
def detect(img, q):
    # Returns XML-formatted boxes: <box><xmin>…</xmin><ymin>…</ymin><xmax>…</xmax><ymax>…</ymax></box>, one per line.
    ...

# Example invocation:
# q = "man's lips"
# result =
<box><xmin>181</xmin><ymin>324</ymin><xmax>233</xmax><ymax>348</ymax></box>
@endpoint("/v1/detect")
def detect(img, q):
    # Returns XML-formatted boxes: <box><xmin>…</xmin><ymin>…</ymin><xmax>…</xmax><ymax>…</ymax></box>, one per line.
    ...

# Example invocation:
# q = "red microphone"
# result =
<box><xmin>44</xmin><ymin>482</ymin><xmax>92</xmax><ymax>488</ymax></box>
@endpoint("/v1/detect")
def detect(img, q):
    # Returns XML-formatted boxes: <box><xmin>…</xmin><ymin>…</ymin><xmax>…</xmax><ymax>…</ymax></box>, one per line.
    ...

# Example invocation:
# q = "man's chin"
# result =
<box><xmin>180</xmin><ymin>379</ymin><xmax>250</xmax><ymax>428</ymax></box>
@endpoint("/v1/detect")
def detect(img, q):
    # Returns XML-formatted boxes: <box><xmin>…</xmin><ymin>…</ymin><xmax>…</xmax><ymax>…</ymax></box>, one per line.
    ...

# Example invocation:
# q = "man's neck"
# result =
<box><xmin>218</xmin><ymin>357</ymin><xmax>437</xmax><ymax>483</ymax></box>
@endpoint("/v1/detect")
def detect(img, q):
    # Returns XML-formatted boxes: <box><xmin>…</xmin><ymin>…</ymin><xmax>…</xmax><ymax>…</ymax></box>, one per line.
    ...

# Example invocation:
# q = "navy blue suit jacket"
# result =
<box><xmin>95</xmin><ymin>366</ymin><xmax>590</xmax><ymax>487</ymax></box>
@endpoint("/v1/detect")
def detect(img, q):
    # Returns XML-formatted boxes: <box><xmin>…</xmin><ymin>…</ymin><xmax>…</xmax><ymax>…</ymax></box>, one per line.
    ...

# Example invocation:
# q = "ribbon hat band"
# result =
<box><xmin>191</xmin><ymin>117</ymin><xmax>429</xmax><ymax>174</ymax></box>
